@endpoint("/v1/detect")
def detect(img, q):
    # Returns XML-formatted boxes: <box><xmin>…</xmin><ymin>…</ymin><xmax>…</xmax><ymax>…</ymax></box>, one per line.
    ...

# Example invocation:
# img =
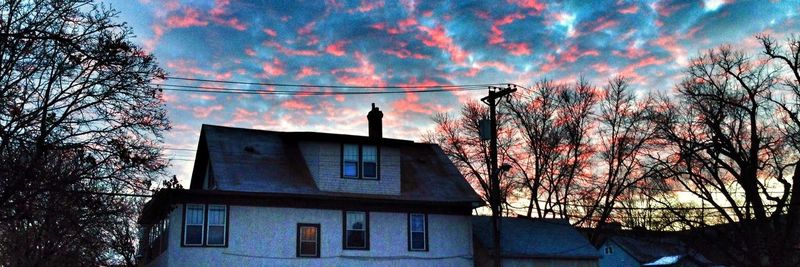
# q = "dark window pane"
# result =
<box><xmin>300</xmin><ymin>242</ymin><xmax>317</xmax><ymax>256</ymax></box>
<box><xmin>411</xmin><ymin>232</ymin><xmax>425</xmax><ymax>250</ymax></box>
<box><xmin>363</xmin><ymin>162</ymin><xmax>377</xmax><ymax>178</ymax></box>
<box><xmin>185</xmin><ymin>225</ymin><xmax>202</xmax><ymax>245</ymax></box>
<box><xmin>346</xmin><ymin>230</ymin><xmax>365</xmax><ymax>248</ymax></box>
<box><xmin>411</xmin><ymin>214</ymin><xmax>424</xmax><ymax>232</ymax></box>
<box><xmin>343</xmin><ymin>161</ymin><xmax>358</xmax><ymax>177</ymax></box>
<box><xmin>207</xmin><ymin>226</ymin><xmax>224</xmax><ymax>245</ymax></box>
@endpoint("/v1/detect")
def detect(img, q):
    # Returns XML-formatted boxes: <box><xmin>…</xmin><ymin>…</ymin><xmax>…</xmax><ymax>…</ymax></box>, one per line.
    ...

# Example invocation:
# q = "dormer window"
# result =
<box><xmin>343</xmin><ymin>144</ymin><xmax>359</xmax><ymax>178</ymax></box>
<box><xmin>362</xmin><ymin>145</ymin><xmax>377</xmax><ymax>178</ymax></box>
<box><xmin>341</xmin><ymin>144</ymin><xmax>379</xmax><ymax>179</ymax></box>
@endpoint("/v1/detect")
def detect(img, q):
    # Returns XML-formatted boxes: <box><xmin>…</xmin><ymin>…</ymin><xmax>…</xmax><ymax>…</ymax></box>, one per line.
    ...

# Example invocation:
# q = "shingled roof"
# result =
<box><xmin>607</xmin><ymin>235</ymin><xmax>715</xmax><ymax>266</ymax></box>
<box><xmin>187</xmin><ymin>124</ymin><xmax>482</xmax><ymax>203</ymax></box>
<box><xmin>472</xmin><ymin>216</ymin><xmax>600</xmax><ymax>259</ymax></box>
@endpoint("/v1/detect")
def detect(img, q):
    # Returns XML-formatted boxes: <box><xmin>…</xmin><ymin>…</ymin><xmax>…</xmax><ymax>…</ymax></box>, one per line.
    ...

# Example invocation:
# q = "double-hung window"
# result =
<box><xmin>341</xmin><ymin>144</ymin><xmax>379</xmax><ymax>179</ymax></box>
<box><xmin>408</xmin><ymin>213</ymin><xmax>428</xmax><ymax>251</ymax></box>
<box><xmin>184</xmin><ymin>204</ymin><xmax>205</xmax><ymax>246</ymax></box>
<box><xmin>342</xmin><ymin>144</ymin><xmax>359</xmax><ymax>178</ymax></box>
<box><xmin>361</xmin><ymin>145</ymin><xmax>377</xmax><ymax>178</ymax></box>
<box><xmin>344</xmin><ymin>211</ymin><xmax>369</xmax><ymax>249</ymax></box>
<box><xmin>297</xmin><ymin>224</ymin><xmax>320</xmax><ymax>257</ymax></box>
<box><xmin>206</xmin><ymin>205</ymin><xmax>226</xmax><ymax>246</ymax></box>
<box><xmin>183</xmin><ymin>204</ymin><xmax>228</xmax><ymax>247</ymax></box>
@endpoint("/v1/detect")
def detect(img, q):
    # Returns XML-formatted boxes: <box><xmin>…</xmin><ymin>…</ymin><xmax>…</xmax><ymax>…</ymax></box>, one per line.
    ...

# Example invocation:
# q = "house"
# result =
<box><xmin>136</xmin><ymin>104</ymin><xmax>484</xmax><ymax>266</ymax></box>
<box><xmin>598</xmin><ymin>235</ymin><xmax>718</xmax><ymax>267</ymax></box>
<box><xmin>472</xmin><ymin>216</ymin><xmax>600</xmax><ymax>267</ymax></box>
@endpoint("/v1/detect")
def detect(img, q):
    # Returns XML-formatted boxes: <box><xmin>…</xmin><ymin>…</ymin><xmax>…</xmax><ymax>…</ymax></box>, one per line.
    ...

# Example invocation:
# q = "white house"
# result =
<box><xmin>137</xmin><ymin>104</ymin><xmax>483</xmax><ymax>266</ymax></box>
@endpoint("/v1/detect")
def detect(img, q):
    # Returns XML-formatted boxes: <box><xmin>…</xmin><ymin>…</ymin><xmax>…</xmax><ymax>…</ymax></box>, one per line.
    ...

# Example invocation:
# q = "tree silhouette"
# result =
<box><xmin>0</xmin><ymin>0</ymin><xmax>168</xmax><ymax>265</ymax></box>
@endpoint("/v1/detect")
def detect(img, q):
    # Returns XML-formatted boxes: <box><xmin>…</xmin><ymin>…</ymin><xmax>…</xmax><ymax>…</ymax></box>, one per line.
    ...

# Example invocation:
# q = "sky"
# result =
<box><xmin>107</xmin><ymin>0</ymin><xmax>800</xmax><ymax>186</ymax></box>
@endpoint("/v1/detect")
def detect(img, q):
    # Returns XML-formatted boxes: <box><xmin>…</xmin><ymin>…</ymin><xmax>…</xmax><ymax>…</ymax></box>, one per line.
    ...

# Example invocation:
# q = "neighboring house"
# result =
<box><xmin>136</xmin><ymin>104</ymin><xmax>483</xmax><ymax>266</ymax></box>
<box><xmin>598</xmin><ymin>235</ymin><xmax>718</xmax><ymax>267</ymax></box>
<box><xmin>472</xmin><ymin>216</ymin><xmax>600</xmax><ymax>267</ymax></box>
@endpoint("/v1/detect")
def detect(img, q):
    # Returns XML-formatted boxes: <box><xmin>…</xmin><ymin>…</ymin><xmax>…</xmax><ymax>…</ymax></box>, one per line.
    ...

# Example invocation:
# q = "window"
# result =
<box><xmin>297</xmin><ymin>224</ymin><xmax>320</xmax><ymax>257</ymax></box>
<box><xmin>344</xmin><ymin>211</ymin><xmax>368</xmax><ymax>249</ymax></box>
<box><xmin>184</xmin><ymin>204</ymin><xmax>204</xmax><ymax>246</ymax></box>
<box><xmin>206</xmin><ymin>205</ymin><xmax>226</xmax><ymax>246</ymax></box>
<box><xmin>362</xmin><ymin>145</ymin><xmax>377</xmax><ymax>179</ymax></box>
<box><xmin>409</xmin><ymin>213</ymin><xmax>428</xmax><ymax>251</ymax></box>
<box><xmin>183</xmin><ymin>204</ymin><xmax>228</xmax><ymax>247</ymax></box>
<box><xmin>343</xmin><ymin>144</ymin><xmax>359</xmax><ymax>178</ymax></box>
<box><xmin>605</xmin><ymin>246</ymin><xmax>613</xmax><ymax>255</ymax></box>
<box><xmin>341</xmin><ymin>144</ymin><xmax>379</xmax><ymax>179</ymax></box>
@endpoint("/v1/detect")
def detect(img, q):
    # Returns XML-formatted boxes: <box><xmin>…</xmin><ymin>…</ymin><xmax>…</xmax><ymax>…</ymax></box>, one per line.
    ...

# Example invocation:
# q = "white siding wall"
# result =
<box><xmin>150</xmin><ymin>204</ymin><xmax>473</xmax><ymax>267</ymax></box>
<box><xmin>298</xmin><ymin>141</ymin><xmax>401</xmax><ymax>195</ymax></box>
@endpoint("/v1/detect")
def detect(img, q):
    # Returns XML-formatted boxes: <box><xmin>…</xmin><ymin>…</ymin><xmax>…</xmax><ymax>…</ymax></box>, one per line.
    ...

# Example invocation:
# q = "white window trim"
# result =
<box><xmin>344</xmin><ymin>211</ymin><xmax>368</xmax><ymax>249</ymax></box>
<box><xmin>361</xmin><ymin>145</ymin><xmax>378</xmax><ymax>179</ymax></box>
<box><xmin>206</xmin><ymin>205</ymin><xmax>227</xmax><ymax>246</ymax></box>
<box><xmin>183</xmin><ymin>204</ymin><xmax>205</xmax><ymax>246</ymax></box>
<box><xmin>409</xmin><ymin>213</ymin><xmax>427</xmax><ymax>251</ymax></box>
<box><xmin>298</xmin><ymin>225</ymin><xmax>319</xmax><ymax>257</ymax></box>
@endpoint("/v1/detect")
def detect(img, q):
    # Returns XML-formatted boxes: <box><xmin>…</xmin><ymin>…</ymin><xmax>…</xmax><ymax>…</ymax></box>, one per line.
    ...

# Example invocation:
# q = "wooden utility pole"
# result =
<box><xmin>481</xmin><ymin>84</ymin><xmax>516</xmax><ymax>267</ymax></box>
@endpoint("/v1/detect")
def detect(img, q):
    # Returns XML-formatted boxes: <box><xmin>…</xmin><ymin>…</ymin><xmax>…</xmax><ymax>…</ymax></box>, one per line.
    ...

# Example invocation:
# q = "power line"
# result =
<box><xmin>162</xmin><ymin>76</ymin><xmax>506</xmax><ymax>89</ymax></box>
<box><xmin>154</xmin><ymin>84</ymin><xmax>488</xmax><ymax>96</ymax></box>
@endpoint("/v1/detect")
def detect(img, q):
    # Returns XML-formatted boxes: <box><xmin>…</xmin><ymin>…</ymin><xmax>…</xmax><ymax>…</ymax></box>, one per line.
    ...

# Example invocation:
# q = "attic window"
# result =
<box><xmin>605</xmin><ymin>246</ymin><xmax>613</xmax><ymax>254</ymax></box>
<box><xmin>341</xmin><ymin>144</ymin><xmax>379</xmax><ymax>179</ymax></box>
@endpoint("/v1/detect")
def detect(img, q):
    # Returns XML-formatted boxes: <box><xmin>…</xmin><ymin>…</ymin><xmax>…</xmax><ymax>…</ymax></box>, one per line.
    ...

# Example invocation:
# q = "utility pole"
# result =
<box><xmin>481</xmin><ymin>84</ymin><xmax>516</xmax><ymax>267</ymax></box>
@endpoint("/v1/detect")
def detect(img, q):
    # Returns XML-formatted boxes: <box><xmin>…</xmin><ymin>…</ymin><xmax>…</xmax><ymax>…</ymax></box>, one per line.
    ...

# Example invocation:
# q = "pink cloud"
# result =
<box><xmin>296</xmin><ymin>67</ymin><xmax>321</xmax><ymax>79</ymax></box>
<box><xmin>298</xmin><ymin>21</ymin><xmax>316</xmax><ymax>35</ymax></box>
<box><xmin>166</xmin><ymin>60</ymin><xmax>214</xmax><ymax>77</ymax></box>
<box><xmin>352</xmin><ymin>0</ymin><xmax>384</xmax><ymax>13</ymax></box>
<box><xmin>587</xmin><ymin>17</ymin><xmax>619</xmax><ymax>32</ymax></box>
<box><xmin>281</xmin><ymin>99</ymin><xmax>315</xmax><ymax>114</ymax></box>
<box><xmin>502</xmin><ymin>42</ymin><xmax>532</xmax><ymax>56</ymax></box>
<box><xmin>370</xmin><ymin>22</ymin><xmax>386</xmax><ymax>30</ymax></box>
<box><xmin>619</xmin><ymin>4</ymin><xmax>639</xmax><ymax>14</ymax></box>
<box><xmin>262</xmin><ymin>58</ymin><xmax>285</xmax><ymax>77</ymax></box>
<box><xmin>193</xmin><ymin>105</ymin><xmax>224</xmax><ymax>118</ymax></box>
<box><xmin>231</xmin><ymin>108</ymin><xmax>258</xmax><ymax>124</ymax></box>
<box><xmin>417</xmin><ymin>25</ymin><xmax>468</xmax><ymax>64</ymax></box>
<box><xmin>244</xmin><ymin>48</ymin><xmax>256</xmax><ymax>56</ymax></box>
<box><xmin>264</xmin><ymin>41</ymin><xmax>320</xmax><ymax>56</ymax></box>
<box><xmin>166</xmin><ymin>8</ymin><xmax>208</xmax><ymax>28</ymax></box>
<box><xmin>489</xmin><ymin>12</ymin><xmax>525</xmax><ymax>45</ymax></box>
<box><xmin>655</xmin><ymin>2</ymin><xmax>689</xmax><ymax>17</ymax></box>
<box><xmin>325</xmin><ymin>41</ymin><xmax>347</xmax><ymax>56</ymax></box>
<box><xmin>382</xmin><ymin>41</ymin><xmax>430</xmax><ymax>59</ymax></box>
<box><xmin>263</xmin><ymin>28</ymin><xmax>277</xmax><ymax>37</ymax></box>
<box><xmin>507</xmin><ymin>0</ymin><xmax>545</xmax><ymax>12</ymax></box>
<box><xmin>331</xmin><ymin>52</ymin><xmax>385</xmax><ymax>86</ymax></box>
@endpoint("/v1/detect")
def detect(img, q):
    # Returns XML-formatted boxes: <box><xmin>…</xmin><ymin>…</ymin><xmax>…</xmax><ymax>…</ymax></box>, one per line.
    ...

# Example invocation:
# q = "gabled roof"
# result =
<box><xmin>606</xmin><ymin>235</ymin><xmax>714</xmax><ymax>266</ymax></box>
<box><xmin>472</xmin><ymin>216</ymin><xmax>600</xmax><ymax>260</ymax></box>
<box><xmin>187</xmin><ymin>124</ymin><xmax>482</xmax><ymax>203</ymax></box>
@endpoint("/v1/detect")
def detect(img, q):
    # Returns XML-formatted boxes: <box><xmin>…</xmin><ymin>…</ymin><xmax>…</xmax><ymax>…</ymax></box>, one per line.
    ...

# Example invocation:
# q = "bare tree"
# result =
<box><xmin>504</xmin><ymin>79</ymin><xmax>597</xmax><ymax>219</ymax></box>
<box><xmin>759</xmin><ymin>34</ymin><xmax>800</xmax><ymax>265</ymax></box>
<box><xmin>648</xmin><ymin>42</ymin><xmax>797</xmax><ymax>266</ymax></box>
<box><xmin>584</xmin><ymin>77</ymin><xmax>658</xmax><ymax>242</ymax></box>
<box><xmin>424</xmin><ymin>101</ymin><xmax>517</xmax><ymax>214</ymax></box>
<box><xmin>0</xmin><ymin>0</ymin><xmax>168</xmax><ymax>265</ymax></box>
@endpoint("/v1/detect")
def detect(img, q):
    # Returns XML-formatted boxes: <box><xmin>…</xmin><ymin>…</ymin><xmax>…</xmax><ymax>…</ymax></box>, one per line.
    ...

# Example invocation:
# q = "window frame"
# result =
<box><xmin>296</xmin><ymin>223</ymin><xmax>321</xmax><ymax>258</ymax></box>
<box><xmin>407</xmin><ymin>213</ymin><xmax>429</xmax><ymax>251</ymax></box>
<box><xmin>340</xmin><ymin>144</ymin><xmax>380</xmax><ymax>180</ymax></box>
<box><xmin>181</xmin><ymin>203</ymin><xmax>229</xmax><ymax>247</ymax></box>
<box><xmin>361</xmin><ymin>145</ymin><xmax>378</xmax><ymax>179</ymax></box>
<box><xmin>182</xmin><ymin>204</ymin><xmax>205</xmax><ymax>246</ymax></box>
<box><xmin>342</xmin><ymin>210</ymin><xmax>370</xmax><ymax>250</ymax></box>
<box><xmin>205</xmin><ymin>204</ymin><xmax>227</xmax><ymax>246</ymax></box>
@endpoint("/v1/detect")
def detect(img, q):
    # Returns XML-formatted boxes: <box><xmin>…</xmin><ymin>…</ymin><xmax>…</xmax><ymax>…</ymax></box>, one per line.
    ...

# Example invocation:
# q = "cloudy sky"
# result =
<box><xmin>108</xmin><ymin>0</ymin><xmax>799</xmax><ymax>185</ymax></box>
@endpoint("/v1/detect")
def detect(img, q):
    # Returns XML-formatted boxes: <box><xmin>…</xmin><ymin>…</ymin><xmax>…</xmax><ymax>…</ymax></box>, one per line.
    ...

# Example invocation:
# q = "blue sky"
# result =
<box><xmin>106</xmin><ymin>0</ymin><xmax>800</xmax><ymax>185</ymax></box>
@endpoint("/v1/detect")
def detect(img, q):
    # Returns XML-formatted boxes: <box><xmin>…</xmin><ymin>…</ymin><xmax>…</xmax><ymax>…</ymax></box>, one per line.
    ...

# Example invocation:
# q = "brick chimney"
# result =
<box><xmin>367</xmin><ymin>103</ymin><xmax>383</xmax><ymax>140</ymax></box>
